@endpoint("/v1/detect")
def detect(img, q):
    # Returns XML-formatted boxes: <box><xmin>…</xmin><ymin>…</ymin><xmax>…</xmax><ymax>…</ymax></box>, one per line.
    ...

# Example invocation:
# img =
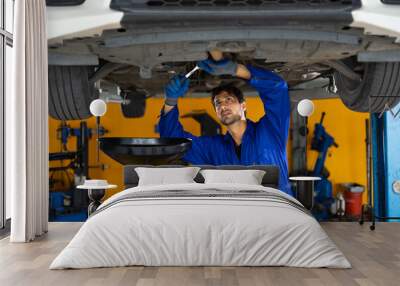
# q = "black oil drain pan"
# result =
<box><xmin>98</xmin><ymin>137</ymin><xmax>192</xmax><ymax>165</ymax></box>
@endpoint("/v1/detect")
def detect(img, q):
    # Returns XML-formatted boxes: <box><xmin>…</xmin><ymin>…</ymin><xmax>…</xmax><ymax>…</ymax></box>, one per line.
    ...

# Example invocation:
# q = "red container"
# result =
<box><xmin>344</xmin><ymin>189</ymin><xmax>363</xmax><ymax>217</ymax></box>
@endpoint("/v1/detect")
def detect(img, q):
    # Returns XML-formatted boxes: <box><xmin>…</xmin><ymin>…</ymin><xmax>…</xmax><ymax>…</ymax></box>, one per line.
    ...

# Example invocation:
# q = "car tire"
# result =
<box><xmin>121</xmin><ymin>89</ymin><xmax>147</xmax><ymax>118</ymax></box>
<box><xmin>48</xmin><ymin>66</ymin><xmax>98</xmax><ymax>121</ymax></box>
<box><xmin>334</xmin><ymin>62</ymin><xmax>400</xmax><ymax>113</ymax></box>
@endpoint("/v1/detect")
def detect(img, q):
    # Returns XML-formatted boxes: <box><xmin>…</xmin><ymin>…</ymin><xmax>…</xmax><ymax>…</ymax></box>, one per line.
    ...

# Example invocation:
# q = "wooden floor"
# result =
<box><xmin>0</xmin><ymin>222</ymin><xmax>399</xmax><ymax>286</ymax></box>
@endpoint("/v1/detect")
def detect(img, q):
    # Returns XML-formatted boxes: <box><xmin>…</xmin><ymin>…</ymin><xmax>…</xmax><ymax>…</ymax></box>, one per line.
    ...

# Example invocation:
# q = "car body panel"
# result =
<box><xmin>47</xmin><ymin>0</ymin><xmax>123</xmax><ymax>42</ymax></box>
<box><xmin>351</xmin><ymin>0</ymin><xmax>400</xmax><ymax>42</ymax></box>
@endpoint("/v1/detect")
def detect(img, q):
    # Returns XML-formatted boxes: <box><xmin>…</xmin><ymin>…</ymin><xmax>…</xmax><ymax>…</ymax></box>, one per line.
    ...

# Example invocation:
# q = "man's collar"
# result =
<box><xmin>223</xmin><ymin>119</ymin><xmax>255</xmax><ymax>142</ymax></box>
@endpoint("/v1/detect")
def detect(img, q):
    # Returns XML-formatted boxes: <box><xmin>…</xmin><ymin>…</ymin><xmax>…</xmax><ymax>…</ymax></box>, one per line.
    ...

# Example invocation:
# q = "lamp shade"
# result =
<box><xmin>297</xmin><ymin>99</ymin><xmax>314</xmax><ymax>117</ymax></box>
<box><xmin>89</xmin><ymin>99</ymin><xmax>107</xmax><ymax>117</ymax></box>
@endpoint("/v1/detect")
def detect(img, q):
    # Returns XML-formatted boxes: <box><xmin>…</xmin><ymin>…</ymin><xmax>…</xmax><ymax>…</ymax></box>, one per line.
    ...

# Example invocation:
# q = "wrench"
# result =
<box><xmin>185</xmin><ymin>65</ymin><xmax>200</xmax><ymax>79</ymax></box>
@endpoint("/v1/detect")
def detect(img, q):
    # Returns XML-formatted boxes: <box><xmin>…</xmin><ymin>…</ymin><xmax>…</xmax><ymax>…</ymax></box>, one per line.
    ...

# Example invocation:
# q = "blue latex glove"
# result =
<box><xmin>164</xmin><ymin>75</ymin><xmax>190</xmax><ymax>106</ymax></box>
<box><xmin>197</xmin><ymin>58</ymin><xmax>238</xmax><ymax>76</ymax></box>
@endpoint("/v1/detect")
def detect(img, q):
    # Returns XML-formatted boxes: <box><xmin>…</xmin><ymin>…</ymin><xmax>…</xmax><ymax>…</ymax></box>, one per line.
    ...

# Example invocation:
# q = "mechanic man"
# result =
<box><xmin>158</xmin><ymin>55</ymin><xmax>292</xmax><ymax>195</ymax></box>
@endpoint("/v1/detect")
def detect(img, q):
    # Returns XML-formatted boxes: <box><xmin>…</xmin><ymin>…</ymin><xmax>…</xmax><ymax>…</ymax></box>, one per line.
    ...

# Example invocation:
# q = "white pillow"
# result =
<box><xmin>200</xmin><ymin>169</ymin><xmax>266</xmax><ymax>185</ymax></box>
<box><xmin>135</xmin><ymin>167</ymin><xmax>201</xmax><ymax>186</ymax></box>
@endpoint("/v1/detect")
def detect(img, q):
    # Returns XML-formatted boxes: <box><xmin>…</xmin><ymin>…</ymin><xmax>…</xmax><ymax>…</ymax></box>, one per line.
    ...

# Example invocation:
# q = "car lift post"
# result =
<box><xmin>360</xmin><ymin>109</ymin><xmax>400</xmax><ymax>230</ymax></box>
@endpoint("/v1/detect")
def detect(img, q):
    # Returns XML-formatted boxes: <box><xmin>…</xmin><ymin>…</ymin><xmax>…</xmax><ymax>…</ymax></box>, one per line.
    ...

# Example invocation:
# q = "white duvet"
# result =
<box><xmin>50</xmin><ymin>183</ymin><xmax>351</xmax><ymax>269</ymax></box>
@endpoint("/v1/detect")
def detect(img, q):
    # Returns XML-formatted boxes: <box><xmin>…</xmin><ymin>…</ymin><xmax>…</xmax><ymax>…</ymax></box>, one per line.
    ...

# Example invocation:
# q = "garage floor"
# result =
<box><xmin>0</xmin><ymin>222</ymin><xmax>399</xmax><ymax>286</ymax></box>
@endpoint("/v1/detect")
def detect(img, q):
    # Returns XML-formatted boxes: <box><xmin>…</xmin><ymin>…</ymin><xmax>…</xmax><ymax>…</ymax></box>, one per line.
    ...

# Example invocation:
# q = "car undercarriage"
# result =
<box><xmin>46</xmin><ymin>0</ymin><xmax>400</xmax><ymax>120</ymax></box>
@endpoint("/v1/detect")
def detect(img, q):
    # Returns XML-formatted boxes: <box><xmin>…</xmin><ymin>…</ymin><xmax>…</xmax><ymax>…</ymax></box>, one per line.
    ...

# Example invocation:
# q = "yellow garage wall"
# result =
<box><xmin>49</xmin><ymin>97</ymin><xmax>266</xmax><ymax>199</ymax></box>
<box><xmin>306</xmin><ymin>99</ymin><xmax>369</xmax><ymax>203</ymax></box>
<box><xmin>49</xmin><ymin>97</ymin><xmax>368</xmax><ymax>202</ymax></box>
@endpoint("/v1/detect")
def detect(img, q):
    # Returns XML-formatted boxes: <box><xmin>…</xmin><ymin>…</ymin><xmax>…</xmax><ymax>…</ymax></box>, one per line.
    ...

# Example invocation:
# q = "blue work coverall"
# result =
<box><xmin>158</xmin><ymin>65</ymin><xmax>292</xmax><ymax>195</ymax></box>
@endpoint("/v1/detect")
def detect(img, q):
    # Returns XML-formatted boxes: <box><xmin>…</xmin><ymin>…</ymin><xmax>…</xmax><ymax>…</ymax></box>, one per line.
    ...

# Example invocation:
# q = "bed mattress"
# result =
<box><xmin>50</xmin><ymin>183</ymin><xmax>351</xmax><ymax>269</ymax></box>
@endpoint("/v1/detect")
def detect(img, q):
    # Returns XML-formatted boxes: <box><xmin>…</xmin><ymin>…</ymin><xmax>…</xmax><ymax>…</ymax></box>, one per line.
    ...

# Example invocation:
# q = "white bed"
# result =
<box><xmin>50</xmin><ymin>183</ymin><xmax>351</xmax><ymax>269</ymax></box>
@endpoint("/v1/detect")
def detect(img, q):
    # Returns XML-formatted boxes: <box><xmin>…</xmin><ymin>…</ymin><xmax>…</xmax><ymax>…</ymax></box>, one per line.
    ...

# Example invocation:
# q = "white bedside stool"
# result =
<box><xmin>289</xmin><ymin>176</ymin><xmax>321</xmax><ymax>210</ymax></box>
<box><xmin>77</xmin><ymin>180</ymin><xmax>117</xmax><ymax>216</ymax></box>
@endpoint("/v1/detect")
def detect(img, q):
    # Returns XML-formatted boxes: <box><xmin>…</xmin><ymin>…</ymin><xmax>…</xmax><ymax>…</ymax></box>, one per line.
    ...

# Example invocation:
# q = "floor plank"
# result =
<box><xmin>0</xmin><ymin>222</ymin><xmax>399</xmax><ymax>286</ymax></box>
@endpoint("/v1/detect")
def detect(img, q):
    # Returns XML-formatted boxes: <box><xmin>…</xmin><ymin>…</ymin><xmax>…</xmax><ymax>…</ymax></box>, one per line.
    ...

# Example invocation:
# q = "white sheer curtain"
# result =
<box><xmin>7</xmin><ymin>0</ymin><xmax>48</xmax><ymax>242</ymax></box>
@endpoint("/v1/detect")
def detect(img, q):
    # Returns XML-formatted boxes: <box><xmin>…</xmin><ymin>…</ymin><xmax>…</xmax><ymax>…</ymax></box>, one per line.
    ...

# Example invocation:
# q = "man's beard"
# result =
<box><xmin>220</xmin><ymin>114</ymin><xmax>242</xmax><ymax>126</ymax></box>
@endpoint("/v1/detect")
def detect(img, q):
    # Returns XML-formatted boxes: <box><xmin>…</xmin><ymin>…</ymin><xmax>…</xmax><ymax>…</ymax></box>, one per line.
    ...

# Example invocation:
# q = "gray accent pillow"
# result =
<box><xmin>135</xmin><ymin>167</ymin><xmax>201</xmax><ymax>186</ymax></box>
<box><xmin>200</xmin><ymin>169</ymin><xmax>266</xmax><ymax>185</ymax></box>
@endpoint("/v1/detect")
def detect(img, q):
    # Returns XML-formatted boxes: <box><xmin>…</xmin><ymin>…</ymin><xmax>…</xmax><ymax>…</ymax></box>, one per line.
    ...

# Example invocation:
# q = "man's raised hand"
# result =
<box><xmin>165</xmin><ymin>75</ymin><xmax>190</xmax><ymax>106</ymax></box>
